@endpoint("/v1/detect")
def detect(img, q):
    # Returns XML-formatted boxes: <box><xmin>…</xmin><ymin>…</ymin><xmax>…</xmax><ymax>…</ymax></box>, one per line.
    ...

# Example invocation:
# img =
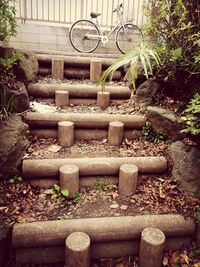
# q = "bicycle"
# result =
<box><xmin>69</xmin><ymin>3</ymin><xmax>143</xmax><ymax>54</ymax></box>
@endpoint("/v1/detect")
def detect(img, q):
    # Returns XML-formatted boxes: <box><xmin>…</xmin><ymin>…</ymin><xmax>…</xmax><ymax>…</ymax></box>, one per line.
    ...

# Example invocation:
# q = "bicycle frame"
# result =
<box><xmin>85</xmin><ymin>6</ymin><xmax>126</xmax><ymax>44</ymax></box>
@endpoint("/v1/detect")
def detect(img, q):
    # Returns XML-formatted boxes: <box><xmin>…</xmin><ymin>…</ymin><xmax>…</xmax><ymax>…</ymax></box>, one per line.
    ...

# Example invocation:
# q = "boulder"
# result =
<box><xmin>169</xmin><ymin>141</ymin><xmax>200</xmax><ymax>198</ymax></box>
<box><xmin>135</xmin><ymin>79</ymin><xmax>160</xmax><ymax>109</ymax></box>
<box><xmin>0</xmin><ymin>46</ymin><xmax>38</xmax><ymax>83</ymax></box>
<box><xmin>6</xmin><ymin>81</ymin><xmax>30</xmax><ymax>113</ymax></box>
<box><xmin>0</xmin><ymin>217</ymin><xmax>10</xmax><ymax>267</ymax></box>
<box><xmin>14</xmin><ymin>50</ymin><xmax>38</xmax><ymax>83</ymax></box>
<box><xmin>0</xmin><ymin>115</ymin><xmax>29</xmax><ymax>179</ymax></box>
<box><xmin>147</xmin><ymin>106</ymin><xmax>184</xmax><ymax>141</ymax></box>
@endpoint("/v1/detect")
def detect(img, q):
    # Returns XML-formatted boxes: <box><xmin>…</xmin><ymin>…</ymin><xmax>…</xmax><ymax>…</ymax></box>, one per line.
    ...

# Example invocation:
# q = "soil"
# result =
<box><xmin>0</xmin><ymin>174</ymin><xmax>198</xmax><ymax>224</ymax></box>
<box><xmin>25</xmin><ymin>137</ymin><xmax>170</xmax><ymax>159</ymax></box>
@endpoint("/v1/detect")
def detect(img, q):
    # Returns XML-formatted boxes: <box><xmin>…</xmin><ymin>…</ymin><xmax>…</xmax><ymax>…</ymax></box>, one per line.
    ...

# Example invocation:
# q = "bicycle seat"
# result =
<box><xmin>90</xmin><ymin>12</ymin><xmax>101</xmax><ymax>19</ymax></box>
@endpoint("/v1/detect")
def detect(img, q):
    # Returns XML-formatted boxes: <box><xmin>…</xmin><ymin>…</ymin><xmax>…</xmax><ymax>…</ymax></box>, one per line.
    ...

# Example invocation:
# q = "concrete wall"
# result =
<box><xmin>9</xmin><ymin>21</ymin><xmax>125</xmax><ymax>55</ymax></box>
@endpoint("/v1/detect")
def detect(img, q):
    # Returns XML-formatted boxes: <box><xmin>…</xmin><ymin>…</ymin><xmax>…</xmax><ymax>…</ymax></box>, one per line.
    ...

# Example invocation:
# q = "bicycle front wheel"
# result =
<box><xmin>116</xmin><ymin>23</ymin><xmax>143</xmax><ymax>54</ymax></box>
<box><xmin>69</xmin><ymin>19</ymin><xmax>100</xmax><ymax>53</ymax></box>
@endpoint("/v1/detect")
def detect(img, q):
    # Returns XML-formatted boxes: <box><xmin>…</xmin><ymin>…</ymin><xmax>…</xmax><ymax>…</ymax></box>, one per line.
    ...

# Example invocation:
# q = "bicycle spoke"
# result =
<box><xmin>116</xmin><ymin>23</ymin><xmax>143</xmax><ymax>54</ymax></box>
<box><xmin>69</xmin><ymin>20</ymin><xmax>100</xmax><ymax>53</ymax></box>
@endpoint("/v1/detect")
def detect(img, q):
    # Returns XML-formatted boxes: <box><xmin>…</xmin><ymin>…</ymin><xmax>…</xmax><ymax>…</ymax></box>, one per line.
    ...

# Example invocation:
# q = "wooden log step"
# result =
<box><xmin>22</xmin><ymin>156</ymin><xmax>167</xmax><ymax>178</ymax></box>
<box><xmin>25</xmin><ymin>112</ymin><xmax>146</xmax><ymax>129</ymax></box>
<box><xmin>29</xmin><ymin>129</ymin><xmax>141</xmax><ymax>140</ymax></box>
<box><xmin>36</xmin><ymin>54</ymin><xmax>116</xmax><ymax>68</ymax></box>
<box><xmin>27</xmin><ymin>83</ymin><xmax>131</xmax><ymax>99</ymax></box>
<box><xmin>38</xmin><ymin>67</ymin><xmax>122</xmax><ymax>80</ymax></box>
<box><xmin>12</xmin><ymin>215</ymin><xmax>195</xmax><ymax>248</ymax></box>
<box><xmin>15</xmin><ymin>236</ymin><xmax>193</xmax><ymax>264</ymax></box>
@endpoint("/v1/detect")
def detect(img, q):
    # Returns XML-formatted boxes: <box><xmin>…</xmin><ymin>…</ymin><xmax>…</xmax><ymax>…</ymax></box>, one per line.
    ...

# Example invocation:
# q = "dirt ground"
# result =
<box><xmin>25</xmin><ymin>137</ymin><xmax>170</xmax><ymax>160</ymax></box>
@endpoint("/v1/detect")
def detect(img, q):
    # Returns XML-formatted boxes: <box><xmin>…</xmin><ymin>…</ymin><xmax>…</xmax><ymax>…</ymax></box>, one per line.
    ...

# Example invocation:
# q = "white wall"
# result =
<box><xmin>10</xmin><ymin>0</ymin><xmax>146</xmax><ymax>55</ymax></box>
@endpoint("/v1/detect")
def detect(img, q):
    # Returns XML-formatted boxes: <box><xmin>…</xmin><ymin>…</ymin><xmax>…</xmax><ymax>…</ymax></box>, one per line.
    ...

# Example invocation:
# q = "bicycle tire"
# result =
<box><xmin>116</xmin><ymin>23</ymin><xmax>143</xmax><ymax>54</ymax></box>
<box><xmin>69</xmin><ymin>19</ymin><xmax>100</xmax><ymax>53</ymax></box>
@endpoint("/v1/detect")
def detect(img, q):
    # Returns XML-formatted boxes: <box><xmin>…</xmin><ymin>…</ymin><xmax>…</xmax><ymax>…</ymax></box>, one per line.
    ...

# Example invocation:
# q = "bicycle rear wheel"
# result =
<box><xmin>69</xmin><ymin>19</ymin><xmax>100</xmax><ymax>53</ymax></box>
<box><xmin>116</xmin><ymin>23</ymin><xmax>143</xmax><ymax>54</ymax></box>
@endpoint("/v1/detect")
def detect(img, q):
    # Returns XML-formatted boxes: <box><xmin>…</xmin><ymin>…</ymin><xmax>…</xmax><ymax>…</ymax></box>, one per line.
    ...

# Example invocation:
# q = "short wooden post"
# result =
<box><xmin>58</xmin><ymin>121</ymin><xmax>74</xmax><ymax>147</ymax></box>
<box><xmin>55</xmin><ymin>91</ymin><xmax>69</xmax><ymax>107</ymax></box>
<box><xmin>119</xmin><ymin>164</ymin><xmax>138</xmax><ymax>196</ymax></box>
<box><xmin>90</xmin><ymin>59</ymin><xmax>102</xmax><ymax>82</ymax></box>
<box><xmin>65</xmin><ymin>232</ymin><xmax>90</xmax><ymax>267</ymax></box>
<box><xmin>108</xmin><ymin>121</ymin><xmax>124</xmax><ymax>146</ymax></box>
<box><xmin>139</xmin><ymin>227</ymin><xmax>165</xmax><ymax>267</ymax></box>
<box><xmin>60</xmin><ymin>164</ymin><xmax>79</xmax><ymax>197</ymax></box>
<box><xmin>52</xmin><ymin>58</ymin><xmax>64</xmax><ymax>80</ymax></box>
<box><xmin>97</xmin><ymin>92</ymin><xmax>110</xmax><ymax>110</ymax></box>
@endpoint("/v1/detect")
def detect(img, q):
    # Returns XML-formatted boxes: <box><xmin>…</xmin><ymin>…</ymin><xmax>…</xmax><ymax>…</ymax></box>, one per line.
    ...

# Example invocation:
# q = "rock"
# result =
<box><xmin>169</xmin><ymin>141</ymin><xmax>200</xmax><ymax>197</ymax></box>
<box><xmin>0</xmin><ymin>46</ymin><xmax>38</xmax><ymax>83</ymax></box>
<box><xmin>0</xmin><ymin>115</ymin><xmax>29</xmax><ymax>179</ymax></box>
<box><xmin>0</xmin><ymin>46</ymin><xmax>15</xmax><ymax>58</ymax></box>
<box><xmin>6</xmin><ymin>81</ymin><xmax>30</xmax><ymax>113</ymax></box>
<box><xmin>0</xmin><ymin>217</ymin><xmax>10</xmax><ymax>267</ymax></box>
<box><xmin>14</xmin><ymin>50</ymin><xmax>38</xmax><ymax>83</ymax></box>
<box><xmin>135</xmin><ymin>79</ymin><xmax>160</xmax><ymax>109</ymax></box>
<box><xmin>147</xmin><ymin>106</ymin><xmax>184</xmax><ymax>141</ymax></box>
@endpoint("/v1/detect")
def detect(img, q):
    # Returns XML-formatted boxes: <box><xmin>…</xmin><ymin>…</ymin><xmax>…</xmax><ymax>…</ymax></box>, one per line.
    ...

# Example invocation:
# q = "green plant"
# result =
<box><xmin>0</xmin><ymin>50</ymin><xmax>21</xmax><ymax>84</ymax></box>
<box><xmin>0</xmin><ymin>86</ymin><xmax>15</xmax><ymax>120</ymax></box>
<box><xmin>57</xmin><ymin>214</ymin><xmax>69</xmax><ymax>220</ymax></box>
<box><xmin>142</xmin><ymin>121</ymin><xmax>164</xmax><ymax>142</ymax></box>
<box><xmin>181</xmin><ymin>93</ymin><xmax>200</xmax><ymax>136</ymax></box>
<box><xmin>7</xmin><ymin>167</ymin><xmax>23</xmax><ymax>183</ymax></box>
<box><xmin>74</xmin><ymin>193</ymin><xmax>85</xmax><ymax>204</ymax></box>
<box><xmin>44</xmin><ymin>184</ymin><xmax>69</xmax><ymax>202</ymax></box>
<box><xmin>0</xmin><ymin>0</ymin><xmax>17</xmax><ymax>42</ymax></box>
<box><xmin>92</xmin><ymin>179</ymin><xmax>114</xmax><ymax>191</ymax></box>
<box><xmin>143</xmin><ymin>0</ymin><xmax>200</xmax><ymax>99</ymax></box>
<box><xmin>98</xmin><ymin>42</ymin><xmax>161</xmax><ymax>91</ymax></box>
<box><xmin>0</xmin><ymin>51</ymin><xmax>21</xmax><ymax>120</ymax></box>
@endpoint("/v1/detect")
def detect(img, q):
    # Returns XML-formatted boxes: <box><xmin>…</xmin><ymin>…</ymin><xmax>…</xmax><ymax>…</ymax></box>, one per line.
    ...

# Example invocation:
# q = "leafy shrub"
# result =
<box><xmin>98</xmin><ymin>43</ymin><xmax>160</xmax><ymax>91</ymax></box>
<box><xmin>142</xmin><ymin>121</ymin><xmax>164</xmax><ymax>142</ymax></box>
<box><xmin>0</xmin><ymin>0</ymin><xmax>17</xmax><ymax>42</ymax></box>
<box><xmin>0</xmin><ymin>51</ymin><xmax>21</xmax><ymax>120</ymax></box>
<box><xmin>44</xmin><ymin>184</ymin><xmax>69</xmax><ymax>202</ymax></box>
<box><xmin>181</xmin><ymin>93</ymin><xmax>200</xmax><ymax>135</ymax></box>
<box><xmin>143</xmin><ymin>0</ymin><xmax>200</xmax><ymax>99</ymax></box>
<box><xmin>0</xmin><ymin>86</ymin><xmax>15</xmax><ymax>120</ymax></box>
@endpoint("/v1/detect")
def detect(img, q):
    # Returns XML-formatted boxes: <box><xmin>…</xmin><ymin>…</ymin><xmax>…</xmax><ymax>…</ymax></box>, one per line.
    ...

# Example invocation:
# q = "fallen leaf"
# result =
<box><xmin>110</xmin><ymin>204</ymin><xmax>119</xmax><ymax>209</ymax></box>
<box><xmin>159</xmin><ymin>187</ymin><xmax>166</xmax><ymax>199</ymax></box>
<box><xmin>163</xmin><ymin>256</ymin><xmax>169</xmax><ymax>266</ymax></box>
<box><xmin>48</xmin><ymin>145</ymin><xmax>62</xmax><ymax>153</ymax></box>
<box><xmin>180</xmin><ymin>252</ymin><xmax>189</xmax><ymax>265</ymax></box>
<box><xmin>125</xmin><ymin>138</ymin><xmax>132</xmax><ymax>145</ymax></box>
<box><xmin>120</xmin><ymin>205</ymin><xmax>128</xmax><ymax>210</ymax></box>
<box><xmin>111</xmin><ymin>192</ymin><xmax>119</xmax><ymax>200</ymax></box>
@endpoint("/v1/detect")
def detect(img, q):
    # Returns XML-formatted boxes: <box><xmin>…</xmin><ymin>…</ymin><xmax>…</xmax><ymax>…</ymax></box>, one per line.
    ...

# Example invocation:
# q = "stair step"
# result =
<box><xmin>25</xmin><ymin>112</ymin><xmax>146</xmax><ymax>129</ymax></box>
<box><xmin>13</xmin><ymin>215</ymin><xmax>195</xmax><ymax>264</ymax></box>
<box><xmin>28</xmin><ymin>83</ymin><xmax>131</xmax><ymax>99</ymax></box>
<box><xmin>23</xmin><ymin>156</ymin><xmax>167</xmax><ymax>179</ymax></box>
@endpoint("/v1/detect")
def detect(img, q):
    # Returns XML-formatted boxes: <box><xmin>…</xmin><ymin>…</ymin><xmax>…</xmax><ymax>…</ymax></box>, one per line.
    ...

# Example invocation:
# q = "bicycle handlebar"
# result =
<box><xmin>113</xmin><ymin>3</ymin><xmax>123</xmax><ymax>13</ymax></box>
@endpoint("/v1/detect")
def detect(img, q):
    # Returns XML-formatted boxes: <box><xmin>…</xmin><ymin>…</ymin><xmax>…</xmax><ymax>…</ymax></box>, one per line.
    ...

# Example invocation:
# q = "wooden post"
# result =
<box><xmin>108</xmin><ymin>121</ymin><xmax>124</xmax><ymax>146</ymax></box>
<box><xmin>139</xmin><ymin>227</ymin><xmax>165</xmax><ymax>267</ymax></box>
<box><xmin>119</xmin><ymin>164</ymin><xmax>138</xmax><ymax>196</ymax></box>
<box><xmin>90</xmin><ymin>59</ymin><xmax>102</xmax><ymax>82</ymax></box>
<box><xmin>52</xmin><ymin>58</ymin><xmax>64</xmax><ymax>80</ymax></box>
<box><xmin>97</xmin><ymin>92</ymin><xmax>110</xmax><ymax>110</ymax></box>
<box><xmin>58</xmin><ymin>121</ymin><xmax>74</xmax><ymax>147</ymax></box>
<box><xmin>60</xmin><ymin>164</ymin><xmax>79</xmax><ymax>197</ymax></box>
<box><xmin>65</xmin><ymin>232</ymin><xmax>90</xmax><ymax>267</ymax></box>
<box><xmin>55</xmin><ymin>91</ymin><xmax>69</xmax><ymax>107</ymax></box>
